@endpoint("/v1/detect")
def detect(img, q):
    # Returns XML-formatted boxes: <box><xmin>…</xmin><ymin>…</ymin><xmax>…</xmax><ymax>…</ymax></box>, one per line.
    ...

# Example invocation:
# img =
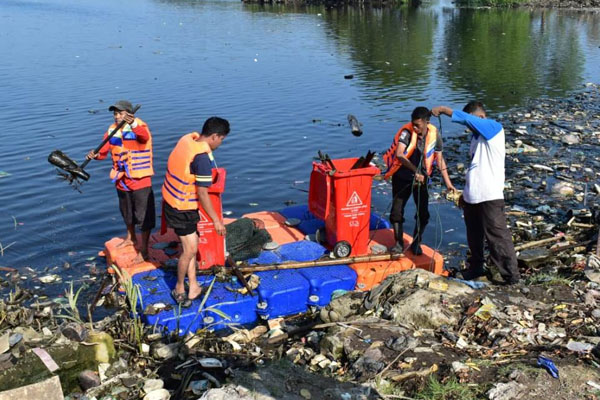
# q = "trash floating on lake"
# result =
<box><xmin>347</xmin><ymin>114</ymin><xmax>363</xmax><ymax>137</ymax></box>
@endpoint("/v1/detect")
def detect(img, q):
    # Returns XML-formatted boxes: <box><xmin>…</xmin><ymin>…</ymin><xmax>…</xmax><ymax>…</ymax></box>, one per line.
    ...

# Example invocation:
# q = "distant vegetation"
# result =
<box><xmin>455</xmin><ymin>0</ymin><xmax>525</xmax><ymax>6</ymax></box>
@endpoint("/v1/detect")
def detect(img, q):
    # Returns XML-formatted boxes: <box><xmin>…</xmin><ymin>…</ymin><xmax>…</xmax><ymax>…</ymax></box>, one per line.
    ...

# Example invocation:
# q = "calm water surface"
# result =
<box><xmin>1</xmin><ymin>0</ymin><xmax>599</xmax><ymax>281</ymax></box>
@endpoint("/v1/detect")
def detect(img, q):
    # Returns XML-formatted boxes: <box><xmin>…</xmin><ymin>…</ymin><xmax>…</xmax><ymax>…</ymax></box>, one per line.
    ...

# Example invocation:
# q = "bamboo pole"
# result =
<box><xmin>199</xmin><ymin>253</ymin><xmax>403</xmax><ymax>275</ymax></box>
<box><xmin>514</xmin><ymin>234</ymin><xmax>564</xmax><ymax>251</ymax></box>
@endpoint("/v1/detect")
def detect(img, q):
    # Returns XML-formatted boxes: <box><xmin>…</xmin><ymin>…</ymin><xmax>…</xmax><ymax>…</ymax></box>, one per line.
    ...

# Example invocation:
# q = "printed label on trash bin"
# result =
<box><xmin>198</xmin><ymin>210</ymin><xmax>215</xmax><ymax>235</ymax></box>
<box><xmin>346</xmin><ymin>191</ymin><xmax>364</xmax><ymax>207</ymax></box>
<box><xmin>342</xmin><ymin>191</ymin><xmax>367</xmax><ymax>225</ymax></box>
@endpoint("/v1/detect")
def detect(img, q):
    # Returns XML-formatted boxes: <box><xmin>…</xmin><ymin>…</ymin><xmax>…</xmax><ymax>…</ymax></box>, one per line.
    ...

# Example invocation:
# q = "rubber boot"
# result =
<box><xmin>409</xmin><ymin>224</ymin><xmax>425</xmax><ymax>256</ymax></box>
<box><xmin>390</xmin><ymin>223</ymin><xmax>404</xmax><ymax>254</ymax></box>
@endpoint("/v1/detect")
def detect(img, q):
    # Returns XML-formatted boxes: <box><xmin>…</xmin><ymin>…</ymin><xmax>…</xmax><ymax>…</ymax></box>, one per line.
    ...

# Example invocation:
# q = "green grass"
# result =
<box><xmin>112</xmin><ymin>264</ymin><xmax>145</xmax><ymax>352</ymax></box>
<box><xmin>526</xmin><ymin>273</ymin><xmax>572</xmax><ymax>287</ymax></box>
<box><xmin>498</xmin><ymin>362</ymin><xmax>541</xmax><ymax>378</ymax></box>
<box><xmin>416</xmin><ymin>377</ymin><xmax>481</xmax><ymax>400</ymax></box>
<box><xmin>375</xmin><ymin>378</ymin><xmax>407</xmax><ymax>397</ymax></box>
<box><xmin>54</xmin><ymin>281</ymin><xmax>86</xmax><ymax>324</ymax></box>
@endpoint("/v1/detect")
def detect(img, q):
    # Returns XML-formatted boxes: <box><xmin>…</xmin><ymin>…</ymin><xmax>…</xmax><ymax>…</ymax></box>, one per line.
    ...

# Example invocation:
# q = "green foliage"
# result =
<box><xmin>180</xmin><ymin>277</ymin><xmax>231</xmax><ymax>337</ymax></box>
<box><xmin>417</xmin><ymin>376</ymin><xmax>480</xmax><ymax>400</ymax></box>
<box><xmin>455</xmin><ymin>0</ymin><xmax>523</xmax><ymax>6</ymax></box>
<box><xmin>56</xmin><ymin>281</ymin><xmax>85</xmax><ymax>324</ymax></box>
<box><xmin>526</xmin><ymin>272</ymin><xmax>572</xmax><ymax>287</ymax></box>
<box><xmin>375</xmin><ymin>378</ymin><xmax>406</xmax><ymax>396</ymax></box>
<box><xmin>498</xmin><ymin>362</ymin><xmax>541</xmax><ymax>377</ymax></box>
<box><xmin>112</xmin><ymin>264</ymin><xmax>145</xmax><ymax>352</ymax></box>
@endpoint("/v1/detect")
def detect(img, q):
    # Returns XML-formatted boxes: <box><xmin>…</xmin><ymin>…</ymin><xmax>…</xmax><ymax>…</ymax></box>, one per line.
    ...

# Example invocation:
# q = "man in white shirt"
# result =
<box><xmin>432</xmin><ymin>101</ymin><xmax>520</xmax><ymax>284</ymax></box>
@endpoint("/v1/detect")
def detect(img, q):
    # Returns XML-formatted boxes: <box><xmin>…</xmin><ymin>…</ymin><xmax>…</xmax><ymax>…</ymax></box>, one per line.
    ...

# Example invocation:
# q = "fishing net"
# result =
<box><xmin>225</xmin><ymin>218</ymin><xmax>272</xmax><ymax>261</ymax></box>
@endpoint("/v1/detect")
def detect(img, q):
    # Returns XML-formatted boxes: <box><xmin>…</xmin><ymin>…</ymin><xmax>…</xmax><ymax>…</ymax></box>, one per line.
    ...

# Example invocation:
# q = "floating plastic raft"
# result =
<box><xmin>102</xmin><ymin>205</ymin><xmax>444</xmax><ymax>335</ymax></box>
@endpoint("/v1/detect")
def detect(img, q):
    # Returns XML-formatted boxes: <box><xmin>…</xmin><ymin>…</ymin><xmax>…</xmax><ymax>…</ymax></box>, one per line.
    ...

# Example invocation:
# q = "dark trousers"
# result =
<box><xmin>390</xmin><ymin>176</ymin><xmax>429</xmax><ymax>233</ymax></box>
<box><xmin>463</xmin><ymin>199</ymin><xmax>520</xmax><ymax>282</ymax></box>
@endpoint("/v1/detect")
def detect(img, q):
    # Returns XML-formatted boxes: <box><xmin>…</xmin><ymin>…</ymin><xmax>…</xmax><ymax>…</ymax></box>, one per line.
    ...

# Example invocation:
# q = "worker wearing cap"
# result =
<box><xmin>86</xmin><ymin>100</ymin><xmax>155</xmax><ymax>260</ymax></box>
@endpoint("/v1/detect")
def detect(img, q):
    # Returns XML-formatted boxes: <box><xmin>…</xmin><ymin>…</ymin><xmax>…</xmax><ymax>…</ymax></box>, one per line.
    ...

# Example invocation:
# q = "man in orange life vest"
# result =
<box><xmin>162</xmin><ymin>117</ymin><xmax>229</xmax><ymax>304</ymax></box>
<box><xmin>383</xmin><ymin>107</ymin><xmax>455</xmax><ymax>255</ymax></box>
<box><xmin>86</xmin><ymin>100</ymin><xmax>155</xmax><ymax>260</ymax></box>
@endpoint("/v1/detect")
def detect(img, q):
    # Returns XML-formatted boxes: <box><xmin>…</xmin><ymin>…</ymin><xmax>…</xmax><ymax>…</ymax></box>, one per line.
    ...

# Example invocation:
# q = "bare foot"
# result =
<box><xmin>188</xmin><ymin>286</ymin><xmax>203</xmax><ymax>301</ymax></box>
<box><xmin>116</xmin><ymin>238</ymin><xmax>136</xmax><ymax>249</ymax></box>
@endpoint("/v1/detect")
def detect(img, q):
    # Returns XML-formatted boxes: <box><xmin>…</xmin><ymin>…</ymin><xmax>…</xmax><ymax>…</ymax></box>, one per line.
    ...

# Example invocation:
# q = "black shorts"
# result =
<box><xmin>116</xmin><ymin>187</ymin><xmax>156</xmax><ymax>231</ymax></box>
<box><xmin>163</xmin><ymin>202</ymin><xmax>199</xmax><ymax>236</ymax></box>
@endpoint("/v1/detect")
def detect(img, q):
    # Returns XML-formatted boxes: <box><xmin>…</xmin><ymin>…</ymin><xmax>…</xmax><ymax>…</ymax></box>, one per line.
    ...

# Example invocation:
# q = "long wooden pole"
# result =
<box><xmin>514</xmin><ymin>235</ymin><xmax>564</xmax><ymax>251</ymax></box>
<box><xmin>199</xmin><ymin>253</ymin><xmax>403</xmax><ymax>275</ymax></box>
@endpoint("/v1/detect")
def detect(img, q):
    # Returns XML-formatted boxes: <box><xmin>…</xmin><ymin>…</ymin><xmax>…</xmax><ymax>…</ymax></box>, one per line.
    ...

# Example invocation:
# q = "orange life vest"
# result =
<box><xmin>108</xmin><ymin>118</ymin><xmax>154</xmax><ymax>183</ymax></box>
<box><xmin>162</xmin><ymin>133</ymin><xmax>216</xmax><ymax>211</ymax></box>
<box><xmin>383</xmin><ymin>122</ymin><xmax>438</xmax><ymax>179</ymax></box>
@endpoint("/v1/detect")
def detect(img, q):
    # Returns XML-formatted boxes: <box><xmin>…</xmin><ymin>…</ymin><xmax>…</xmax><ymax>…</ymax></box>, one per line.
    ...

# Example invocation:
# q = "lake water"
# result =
<box><xmin>1</xmin><ymin>0</ymin><xmax>599</xmax><ymax>283</ymax></box>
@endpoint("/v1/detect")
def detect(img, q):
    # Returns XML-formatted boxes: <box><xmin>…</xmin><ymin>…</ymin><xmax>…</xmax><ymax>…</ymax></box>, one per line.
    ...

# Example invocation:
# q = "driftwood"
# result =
<box><xmin>514</xmin><ymin>234</ymin><xmax>564</xmax><ymax>251</ymax></box>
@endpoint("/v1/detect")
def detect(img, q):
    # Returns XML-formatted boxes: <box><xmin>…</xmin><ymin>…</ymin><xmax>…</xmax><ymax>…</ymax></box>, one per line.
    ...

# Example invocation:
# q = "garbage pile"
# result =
<box><xmin>2</xmin><ymin>84</ymin><xmax>600</xmax><ymax>399</ymax></box>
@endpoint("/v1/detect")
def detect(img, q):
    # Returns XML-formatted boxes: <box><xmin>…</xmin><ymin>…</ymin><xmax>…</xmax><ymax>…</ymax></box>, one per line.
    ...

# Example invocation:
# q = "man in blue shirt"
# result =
<box><xmin>432</xmin><ymin>101</ymin><xmax>520</xmax><ymax>284</ymax></box>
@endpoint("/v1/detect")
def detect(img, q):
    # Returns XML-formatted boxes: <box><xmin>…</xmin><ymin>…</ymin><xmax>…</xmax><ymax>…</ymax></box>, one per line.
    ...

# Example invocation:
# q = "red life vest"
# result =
<box><xmin>383</xmin><ymin>122</ymin><xmax>438</xmax><ymax>180</ymax></box>
<box><xmin>162</xmin><ymin>133</ymin><xmax>215</xmax><ymax>211</ymax></box>
<box><xmin>108</xmin><ymin>118</ymin><xmax>154</xmax><ymax>183</ymax></box>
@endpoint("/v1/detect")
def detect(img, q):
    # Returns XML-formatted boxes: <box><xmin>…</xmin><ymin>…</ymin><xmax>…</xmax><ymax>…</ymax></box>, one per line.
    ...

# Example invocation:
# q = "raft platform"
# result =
<box><xmin>101</xmin><ymin>205</ymin><xmax>445</xmax><ymax>335</ymax></box>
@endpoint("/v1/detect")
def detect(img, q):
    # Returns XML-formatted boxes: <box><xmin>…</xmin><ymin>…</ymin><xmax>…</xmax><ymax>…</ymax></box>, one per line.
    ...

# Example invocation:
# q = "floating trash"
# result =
<box><xmin>263</xmin><ymin>241</ymin><xmax>280</xmax><ymax>251</ymax></box>
<box><xmin>39</xmin><ymin>274</ymin><xmax>61</xmax><ymax>284</ymax></box>
<box><xmin>285</xmin><ymin>218</ymin><xmax>301</xmax><ymax>227</ymax></box>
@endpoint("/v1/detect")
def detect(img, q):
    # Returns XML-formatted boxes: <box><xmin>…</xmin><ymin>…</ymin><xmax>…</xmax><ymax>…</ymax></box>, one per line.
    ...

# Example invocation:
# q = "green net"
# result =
<box><xmin>225</xmin><ymin>218</ymin><xmax>272</xmax><ymax>261</ymax></box>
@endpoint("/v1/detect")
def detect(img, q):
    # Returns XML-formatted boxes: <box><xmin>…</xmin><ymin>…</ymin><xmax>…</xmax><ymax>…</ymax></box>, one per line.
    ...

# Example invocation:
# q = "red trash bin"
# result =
<box><xmin>197</xmin><ymin>168</ymin><xmax>226</xmax><ymax>269</ymax></box>
<box><xmin>308</xmin><ymin>158</ymin><xmax>380</xmax><ymax>257</ymax></box>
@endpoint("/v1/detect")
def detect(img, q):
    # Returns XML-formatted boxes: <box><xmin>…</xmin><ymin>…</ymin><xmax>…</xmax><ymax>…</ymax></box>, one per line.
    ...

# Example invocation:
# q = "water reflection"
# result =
<box><xmin>324</xmin><ymin>7</ymin><xmax>437</xmax><ymax>103</ymax></box>
<box><xmin>441</xmin><ymin>9</ymin><xmax>583</xmax><ymax>109</ymax></box>
<box><xmin>241</xmin><ymin>4</ymin><xmax>598</xmax><ymax>111</ymax></box>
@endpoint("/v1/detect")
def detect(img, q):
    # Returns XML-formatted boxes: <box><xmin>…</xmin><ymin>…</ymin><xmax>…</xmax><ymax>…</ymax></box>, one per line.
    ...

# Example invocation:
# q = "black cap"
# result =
<box><xmin>108</xmin><ymin>100</ymin><xmax>134</xmax><ymax>113</ymax></box>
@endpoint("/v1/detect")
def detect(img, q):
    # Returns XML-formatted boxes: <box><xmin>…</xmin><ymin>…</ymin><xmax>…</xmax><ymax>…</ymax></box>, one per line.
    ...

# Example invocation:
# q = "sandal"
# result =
<box><xmin>171</xmin><ymin>290</ymin><xmax>191</xmax><ymax>308</ymax></box>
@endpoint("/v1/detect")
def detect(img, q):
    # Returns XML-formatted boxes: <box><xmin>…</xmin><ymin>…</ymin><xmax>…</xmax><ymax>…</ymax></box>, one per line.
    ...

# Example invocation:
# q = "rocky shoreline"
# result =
<box><xmin>1</xmin><ymin>84</ymin><xmax>600</xmax><ymax>399</ymax></box>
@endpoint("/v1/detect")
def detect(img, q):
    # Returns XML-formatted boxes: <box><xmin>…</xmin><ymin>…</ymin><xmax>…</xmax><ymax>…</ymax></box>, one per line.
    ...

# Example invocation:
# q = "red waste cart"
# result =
<box><xmin>197</xmin><ymin>168</ymin><xmax>226</xmax><ymax>269</ymax></box>
<box><xmin>308</xmin><ymin>158</ymin><xmax>380</xmax><ymax>257</ymax></box>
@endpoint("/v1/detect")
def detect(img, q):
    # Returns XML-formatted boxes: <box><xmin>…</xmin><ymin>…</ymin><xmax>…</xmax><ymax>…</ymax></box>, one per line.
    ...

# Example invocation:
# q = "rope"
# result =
<box><xmin>370</xmin><ymin>115</ymin><xmax>448</xmax><ymax>273</ymax></box>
